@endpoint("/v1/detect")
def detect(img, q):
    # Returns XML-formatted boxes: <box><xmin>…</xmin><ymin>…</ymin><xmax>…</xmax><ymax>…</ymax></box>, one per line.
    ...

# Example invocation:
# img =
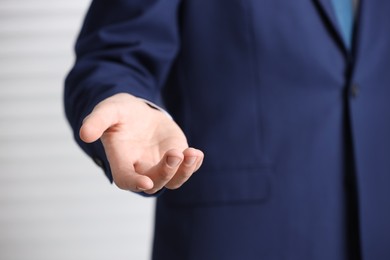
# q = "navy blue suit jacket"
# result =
<box><xmin>65</xmin><ymin>0</ymin><xmax>390</xmax><ymax>259</ymax></box>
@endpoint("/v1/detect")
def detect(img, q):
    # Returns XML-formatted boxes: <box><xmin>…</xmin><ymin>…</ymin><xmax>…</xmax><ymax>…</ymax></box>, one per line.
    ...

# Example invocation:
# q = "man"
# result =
<box><xmin>65</xmin><ymin>0</ymin><xmax>390</xmax><ymax>259</ymax></box>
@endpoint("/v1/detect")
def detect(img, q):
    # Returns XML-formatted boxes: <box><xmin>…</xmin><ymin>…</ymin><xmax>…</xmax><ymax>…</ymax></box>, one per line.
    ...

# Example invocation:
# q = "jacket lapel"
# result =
<box><xmin>313</xmin><ymin>0</ymin><xmax>349</xmax><ymax>52</ymax></box>
<box><xmin>353</xmin><ymin>0</ymin><xmax>390</xmax><ymax>66</ymax></box>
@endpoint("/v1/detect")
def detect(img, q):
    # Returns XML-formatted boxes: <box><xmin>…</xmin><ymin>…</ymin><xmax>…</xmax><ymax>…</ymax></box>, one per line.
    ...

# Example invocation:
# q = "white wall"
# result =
<box><xmin>0</xmin><ymin>1</ymin><xmax>154</xmax><ymax>259</ymax></box>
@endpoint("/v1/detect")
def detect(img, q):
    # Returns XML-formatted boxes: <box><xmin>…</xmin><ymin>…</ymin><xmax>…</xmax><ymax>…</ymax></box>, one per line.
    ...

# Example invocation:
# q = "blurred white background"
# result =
<box><xmin>0</xmin><ymin>1</ymin><xmax>154</xmax><ymax>259</ymax></box>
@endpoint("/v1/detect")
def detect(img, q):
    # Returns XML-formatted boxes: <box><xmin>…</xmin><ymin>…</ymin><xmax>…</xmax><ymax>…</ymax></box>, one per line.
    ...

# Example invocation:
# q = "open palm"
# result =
<box><xmin>80</xmin><ymin>93</ymin><xmax>204</xmax><ymax>194</ymax></box>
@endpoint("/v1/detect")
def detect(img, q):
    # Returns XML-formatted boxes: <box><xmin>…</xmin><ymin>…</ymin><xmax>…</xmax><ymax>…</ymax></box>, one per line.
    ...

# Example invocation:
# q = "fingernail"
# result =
<box><xmin>136</xmin><ymin>186</ymin><xmax>147</xmax><ymax>191</ymax></box>
<box><xmin>166</xmin><ymin>156</ymin><xmax>181</xmax><ymax>167</ymax></box>
<box><xmin>185</xmin><ymin>156</ymin><xmax>197</xmax><ymax>166</ymax></box>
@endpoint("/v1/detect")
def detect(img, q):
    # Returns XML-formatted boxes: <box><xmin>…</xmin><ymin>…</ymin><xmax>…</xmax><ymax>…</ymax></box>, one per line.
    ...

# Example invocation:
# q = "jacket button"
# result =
<box><xmin>350</xmin><ymin>84</ymin><xmax>359</xmax><ymax>97</ymax></box>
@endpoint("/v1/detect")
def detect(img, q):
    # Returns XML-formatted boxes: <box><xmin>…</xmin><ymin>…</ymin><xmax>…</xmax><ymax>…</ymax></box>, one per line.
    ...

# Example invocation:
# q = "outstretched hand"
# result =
<box><xmin>79</xmin><ymin>93</ymin><xmax>204</xmax><ymax>194</ymax></box>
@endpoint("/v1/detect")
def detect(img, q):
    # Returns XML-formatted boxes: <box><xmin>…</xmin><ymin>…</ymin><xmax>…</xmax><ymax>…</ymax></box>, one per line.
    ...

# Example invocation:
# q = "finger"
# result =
<box><xmin>100</xmin><ymin>131</ymin><xmax>155</xmax><ymax>192</ymax></box>
<box><xmin>143</xmin><ymin>149</ymin><xmax>183</xmax><ymax>194</ymax></box>
<box><xmin>194</xmin><ymin>151</ymin><xmax>204</xmax><ymax>172</ymax></box>
<box><xmin>79</xmin><ymin>103</ymin><xmax>119</xmax><ymax>143</ymax></box>
<box><xmin>108</xmin><ymin>146</ymin><xmax>154</xmax><ymax>192</ymax></box>
<box><xmin>114</xmin><ymin>172</ymin><xmax>154</xmax><ymax>192</ymax></box>
<box><xmin>165</xmin><ymin>148</ymin><xmax>204</xmax><ymax>189</ymax></box>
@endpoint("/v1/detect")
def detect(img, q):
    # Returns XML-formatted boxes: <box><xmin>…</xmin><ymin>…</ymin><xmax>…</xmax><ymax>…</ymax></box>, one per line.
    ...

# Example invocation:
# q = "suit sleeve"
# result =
<box><xmin>64</xmin><ymin>0</ymin><xmax>182</xmax><ymax>182</ymax></box>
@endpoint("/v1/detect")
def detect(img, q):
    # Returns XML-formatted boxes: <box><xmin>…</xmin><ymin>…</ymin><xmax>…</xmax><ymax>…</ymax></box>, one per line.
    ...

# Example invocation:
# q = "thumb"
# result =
<box><xmin>79</xmin><ymin>103</ymin><xmax>119</xmax><ymax>143</ymax></box>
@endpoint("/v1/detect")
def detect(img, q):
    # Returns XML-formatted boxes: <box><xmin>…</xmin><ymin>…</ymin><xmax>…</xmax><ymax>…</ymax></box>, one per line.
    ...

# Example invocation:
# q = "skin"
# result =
<box><xmin>79</xmin><ymin>93</ymin><xmax>204</xmax><ymax>194</ymax></box>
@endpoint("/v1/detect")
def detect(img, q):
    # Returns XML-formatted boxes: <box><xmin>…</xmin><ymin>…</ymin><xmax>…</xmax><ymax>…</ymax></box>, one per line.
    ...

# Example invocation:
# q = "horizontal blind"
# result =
<box><xmin>0</xmin><ymin>1</ymin><xmax>154</xmax><ymax>260</ymax></box>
